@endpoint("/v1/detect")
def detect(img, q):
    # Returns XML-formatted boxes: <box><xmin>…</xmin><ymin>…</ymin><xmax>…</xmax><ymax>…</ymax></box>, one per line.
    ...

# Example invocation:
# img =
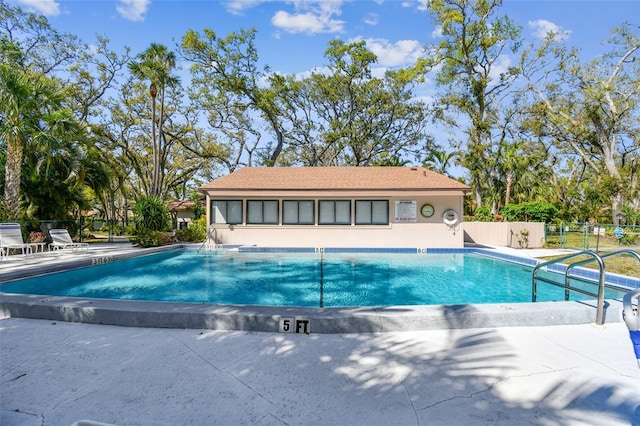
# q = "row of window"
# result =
<box><xmin>211</xmin><ymin>200</ymin><xmax>389</xmax><ymax>225</ymax></box>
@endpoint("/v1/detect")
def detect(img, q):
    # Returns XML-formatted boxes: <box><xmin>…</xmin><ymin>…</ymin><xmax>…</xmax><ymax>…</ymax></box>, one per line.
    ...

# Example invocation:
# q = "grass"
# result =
<box><xmin>83</xmin><ymin>233</ymin><xmax>136</xmax><ymax>243</ymax></box>
<box><xmin>543</xmin><ymin>229</ymin><xmax>640</xmax><ymax>276</ymax></box>
<box><xmin>545</xmin><ymin>232</ymin><xmax>636</xmax><ymax>250</ymax></box>
<box><xmin>539</xmin><ymin>250</ymin><xmax>640</xmax><ymax>277</ymax></box>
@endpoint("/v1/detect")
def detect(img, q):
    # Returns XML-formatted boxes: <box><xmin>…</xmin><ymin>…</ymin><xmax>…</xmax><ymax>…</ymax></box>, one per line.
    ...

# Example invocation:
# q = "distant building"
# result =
<box><xmin>167</xmin><ymin>199</ymin><xmax>203</xmax><ymax>229</ymax></box>
<box><xmin>199</xmin><ymin>166</ymin><xmax>470</xmax><ymax>248</ymax></box>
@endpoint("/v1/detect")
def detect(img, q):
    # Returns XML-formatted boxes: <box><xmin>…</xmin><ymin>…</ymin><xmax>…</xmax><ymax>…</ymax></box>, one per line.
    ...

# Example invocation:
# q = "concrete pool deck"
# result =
<box><xmin>1</xmin><ymin>318</ymin><xmax>639</xmax><ymax>425</ymax></box>
<box><xmin>1</xmin><ymin>243</ymin><xmax>640</xmax><ymax>425</ymax></box>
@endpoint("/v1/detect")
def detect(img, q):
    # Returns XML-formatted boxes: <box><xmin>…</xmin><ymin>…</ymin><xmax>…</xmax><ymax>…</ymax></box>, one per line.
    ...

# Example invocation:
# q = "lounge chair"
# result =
<box><xmin>0</xmin><ymin>222</ymin><xmax>45</xmax><ymax>257</ymax></box>
<box><xmin>49</xmin><ymin>229</ymin><xmax>89</xmax><ymax>253</ymax></box>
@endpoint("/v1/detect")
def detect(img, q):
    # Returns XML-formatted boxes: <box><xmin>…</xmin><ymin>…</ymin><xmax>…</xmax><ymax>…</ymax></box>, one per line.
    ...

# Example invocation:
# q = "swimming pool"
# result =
<box><xmin>0</xmin><ymin>249</ymin><xmax>618</xmax><ymax>307</ymax></box>
<box><xmin>0</xmin><ymin>247</ymin><xmax>630</xmax><ymax>332</ymax></box>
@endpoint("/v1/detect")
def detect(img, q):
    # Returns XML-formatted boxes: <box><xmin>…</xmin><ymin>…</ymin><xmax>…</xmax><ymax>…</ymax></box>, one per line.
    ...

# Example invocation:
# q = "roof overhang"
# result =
<box><xmin>201</xmin><ymin>189</ymin><xmax>467</xmax><ymax>197</ymax></box>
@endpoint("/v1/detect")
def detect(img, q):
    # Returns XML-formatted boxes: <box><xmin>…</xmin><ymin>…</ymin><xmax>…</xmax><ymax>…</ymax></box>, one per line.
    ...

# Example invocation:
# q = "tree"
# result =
<box><xmin>521</xmin><ymin>23</ymin><xmax>640</xmax><ymax>222</ymax></box>
<box><xmin>1</xmin><ymin>1</ymin><xmax>125</xmax><ymax>220</ymax></box>
<box><xmin>422</xmin><ymin>148</ymin><xmax>459</xmax><ymax>176</ymax></box>
<box><xmin>21</xmin><ymin>132</ymin><xmax>111</xmax><ymax>219</ymax></box>
<box><xmin>98</xmin><ymin>70</ymin><xmax>217</xmax><ymax>202</ymax></box>
<box><xmin>275</xmin><ymin>40</ymin><xmax>430</xmax><ymax>166</ymax></box>
<box><xmin>0</xmin><ymin>40</ymin><xmax>71</xmax><ymax>218</ymax></box>
<box><xmin>128</xmin><ymin>43</ymin><xmax>179</xmax><ymax>197</ymax></box>
<box><xmin>182</xmin><ymin>28</ymin><xmax>286</xmax><ymax>166</ymax></box>
<box><xmin>184</xmin><ymin>69</ymin><xmax>261</xmax><ymax>174</ymax></box>
<box><xmin>418</xmin><ymin>0</ymin><xmax>522</xmax><ymax>209</ymax></box>
<box><xmin>0</xmin><ymin>0</ymin><xmax>80</xmax><ymax>76</ymax></box>
<box><xmin>66</xmin><ymin>35</ymin><xmax>131</xmax><ymax>123</ymax></box>
<box><xmin>1</xmin><ymin>2</ymin><xmax>82</xmax><ymax>219</ymax></box>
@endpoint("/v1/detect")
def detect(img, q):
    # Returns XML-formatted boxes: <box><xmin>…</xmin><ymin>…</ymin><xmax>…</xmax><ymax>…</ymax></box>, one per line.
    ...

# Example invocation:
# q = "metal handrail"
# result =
<box><xmin>564</xmin><ymin>254</ymin><xmax>606</xmax><ymax>325</ymax></box>
<box><xmin>600</xmin><ymin>249</ymin><xmax>640</xmax><ymax>264</ymax></box>
<box><xmin>199</xmin><ymin>226</ymin><xmax>217</xmax><ymax>252</ymax></box>
<box><xmin>532</xmin><ymin>248</ymin><xmax>640</xmax><ymax>325</ymax></box>
<box><xmin>532</xmin><ymin>250</ymin><xmax>606</xmax><ymax>325</ymax></box>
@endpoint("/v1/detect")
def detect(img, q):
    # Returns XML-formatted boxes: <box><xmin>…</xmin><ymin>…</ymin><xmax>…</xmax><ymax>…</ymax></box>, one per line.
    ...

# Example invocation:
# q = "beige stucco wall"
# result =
<box><xmin>176</xmin><ymin>212</ymin><xmax>193</xmax><ymax>222</ymax></box>
<box><xmin>207</xmin><ymin>222</ymin><xmax>464</xmax><ymax>248</ymax></box>
<box><xmin>462</xmin><ymin>221</ymin><xmax>546</xmax><ymax>248</ymax></box>
<box><xmin>204</xmin><ymin>193</ymin><xmax>466</xmax><ymax>248</ymax></box>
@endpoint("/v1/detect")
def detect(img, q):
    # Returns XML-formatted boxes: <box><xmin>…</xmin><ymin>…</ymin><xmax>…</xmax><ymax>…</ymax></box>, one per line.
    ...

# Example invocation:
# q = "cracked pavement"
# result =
<box><xmin>1</xmin><ymin>318</ymin><xmax>639</xmax><ymax>425</ymax></box>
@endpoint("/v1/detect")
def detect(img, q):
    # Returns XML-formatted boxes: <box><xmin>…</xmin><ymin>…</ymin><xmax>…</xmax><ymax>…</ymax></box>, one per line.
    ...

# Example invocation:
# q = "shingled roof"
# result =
<box><xmin>200</xmin><ymin>167</ymin><xmax>470</xmax><ymax>192</ymax></box>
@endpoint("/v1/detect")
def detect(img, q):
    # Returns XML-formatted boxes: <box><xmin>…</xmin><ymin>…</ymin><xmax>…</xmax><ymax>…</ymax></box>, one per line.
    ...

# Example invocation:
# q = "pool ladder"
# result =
<box><xmin>199</xmin><ymin>227</ymin><xmax>218</xmax><ymax>252</ymax></box>
<box><xmin>532</xmin><ymin>249</ymin><xmax>640</xmax><ymax>325</ymax></box>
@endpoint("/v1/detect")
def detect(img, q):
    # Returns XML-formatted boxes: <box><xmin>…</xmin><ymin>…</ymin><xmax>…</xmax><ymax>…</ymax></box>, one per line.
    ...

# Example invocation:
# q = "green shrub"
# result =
<box><xmin>134</xmin><ymin>196</ymin><xmax>170</xmax><ymax>232</ymax></box>
<box><xmin>175</xmin><ymin>218</ymin><xmax>206</xmax><ymax>242</ymax></box>
<box><xmin>500</xmin><ymin>202</ymin><xmax>558</xmax><ymax>222</ymax></box>
<box><xmin>620</xmin><ymin>233</ymin><xmax>638</xmax><ymax>246</ymax></box>
<box><xmin>474</xmin><ymin>206</ymin><xmax>494</xmax><ymax>222</ymax></box>
<box><xmin>136</xmin><ymin>230</ymin><xmax>176</xmax><ymax>248</ymax></box>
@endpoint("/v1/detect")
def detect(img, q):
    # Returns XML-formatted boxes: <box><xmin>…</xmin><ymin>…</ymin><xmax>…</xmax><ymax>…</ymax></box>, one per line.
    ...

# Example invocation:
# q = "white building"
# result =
<box><xmin>200</xmin><ymin>166</ymin><xmax>470</xmax><ymax>248</ymax></box>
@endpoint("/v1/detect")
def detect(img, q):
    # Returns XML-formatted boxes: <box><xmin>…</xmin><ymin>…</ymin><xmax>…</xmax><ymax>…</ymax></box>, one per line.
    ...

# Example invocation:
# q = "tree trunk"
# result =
<box><xmin>3</xmin><ymin>136</ymin><xmax>24</xmax><ymax>219</ymax></box>
<box><xmin>505</xmin><ymin>171</ymin><xmax>513</xmax><ymax>206</ymax></box>
<box><xmin>150</xmin><ymin>91</ymin><xmax>159</xmax><ymax>196</ymax></box>
<box><xmin>600</xmin><ymin>131</ymin><xmax>624</xmax><ymax>224</ymax></box>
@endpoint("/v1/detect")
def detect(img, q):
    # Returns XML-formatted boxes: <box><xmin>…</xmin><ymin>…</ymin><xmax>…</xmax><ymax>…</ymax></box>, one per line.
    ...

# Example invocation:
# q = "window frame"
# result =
<box><xmin>282</xmin><ymin>200</ymin><xmax>316</xmax><ymax>225</ymax></box>
<box><xmin>210</xmin><ymin>200</ymin><xmax>243</xmax><ymax>225</ymax></box>
<box><xmin>318</xmin><ymin>200</ymin><xmax>351</xmax><ymax>225</ymax></box>
<box><xmin>355</xmin><ymin>200</ymin><xmax>389</xmax><ymax>225</ymax></box>
<box><xmin>246</xmin><ymin>200</ymin><xmax>280</xmax><ymax>225</ymax></box>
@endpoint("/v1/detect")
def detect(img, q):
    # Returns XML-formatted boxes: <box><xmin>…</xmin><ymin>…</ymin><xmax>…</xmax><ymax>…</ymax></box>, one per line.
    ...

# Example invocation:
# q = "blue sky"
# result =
<box><xmin>9</xmin><ymin>0</ymin><xmax>639</xmax><ymax>76</ymax></box>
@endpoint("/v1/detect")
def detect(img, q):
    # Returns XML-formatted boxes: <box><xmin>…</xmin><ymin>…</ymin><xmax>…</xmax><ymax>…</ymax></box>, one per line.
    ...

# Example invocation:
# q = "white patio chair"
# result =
<box><xmin>49</xmin><ymin>228</ymin><xmax>89</xmax><ymax>253</ymax></box>
<box><xmin>0</xmin><ymin>222</ymin><xmax>45</xmax><ymax>256</ymax></box>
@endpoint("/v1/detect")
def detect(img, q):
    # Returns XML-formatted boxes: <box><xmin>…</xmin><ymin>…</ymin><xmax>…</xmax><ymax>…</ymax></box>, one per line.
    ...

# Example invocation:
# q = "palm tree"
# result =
<box><xmin>22</xmin><ymin>133</ymin><xmax>112</xmax><ymax>220</ymax></box>
<box><xmin>0</xmin><ymin>45</ymin><xmax>67</xmax><ymax>219</ymax></box>
<box><xmin>422</xmin><ymin>148</ymin><xmax>459</xmax><ymax>177</ymax></box>
<box><xmin>128</xmin><ymin>43</ymin><xmax>179</xmax><ymax>197</ymax></box>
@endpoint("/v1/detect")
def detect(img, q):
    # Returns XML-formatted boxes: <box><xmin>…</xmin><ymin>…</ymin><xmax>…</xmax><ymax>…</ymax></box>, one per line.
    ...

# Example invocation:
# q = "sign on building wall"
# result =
<box><xmin>394</xmin><ymin>200</ymin><xmax>417</xmax><ymax>222</ymax></box>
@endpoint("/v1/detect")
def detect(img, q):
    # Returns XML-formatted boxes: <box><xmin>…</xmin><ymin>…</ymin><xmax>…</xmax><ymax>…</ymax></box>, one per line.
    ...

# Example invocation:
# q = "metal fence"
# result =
<box><xmin>1</xmin><ymin>218</ymin><xmax>126</xmax><ymax>243</ymax></box>
<box><xmin>545</xmin><ymin>223</ymin><xmax>640</xmax><ymax>251</ymax></box>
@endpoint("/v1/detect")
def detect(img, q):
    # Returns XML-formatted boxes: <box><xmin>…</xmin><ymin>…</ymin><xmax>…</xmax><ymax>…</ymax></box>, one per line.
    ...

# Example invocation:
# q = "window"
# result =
<box><xmin>283</xmin><ymin>200</ymin><xmax>315</xmax><ymax>225</ymax></box>
<box><xmin>211</xmin><ymin>200</ymin><xmax>243</xmax><ymax>224</ymax></box>
<box><xmin>355</xmin><ymin>200</ymin><xmax>389</xmax><ymax>225</ymax></box>
<box><xmin>318</xmin><ymin>200</ymin><xmax>351</xmax><ymax>225</ymax></box>
<box><xmin>247</xmin><ymin>200</ymin><xmax>279</xmax><ymax>224</ymax></box>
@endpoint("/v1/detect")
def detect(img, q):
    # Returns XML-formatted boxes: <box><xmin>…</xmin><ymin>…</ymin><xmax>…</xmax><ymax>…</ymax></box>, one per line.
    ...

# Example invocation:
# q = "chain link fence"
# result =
<box><xmin>545</xmin><ymin>223</ymin><xmax>640</xmax><ymax>251</ymax></box>
<box><xmin>2</xmin><ymin>217</ymin><xmax>133</xmax><ymax>245</ymax></box>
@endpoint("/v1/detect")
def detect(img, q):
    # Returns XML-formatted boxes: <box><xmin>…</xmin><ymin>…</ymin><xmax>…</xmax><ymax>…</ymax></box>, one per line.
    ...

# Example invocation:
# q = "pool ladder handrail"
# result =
<box><xmin>199</xmin><ymin>227</ymin><xmax>218</xmax><ymax>252</ymax></box>
<box><xmin>532</xmin><ymin>249</ymin><xmax>640</xmax><ymax>325</ymax></box>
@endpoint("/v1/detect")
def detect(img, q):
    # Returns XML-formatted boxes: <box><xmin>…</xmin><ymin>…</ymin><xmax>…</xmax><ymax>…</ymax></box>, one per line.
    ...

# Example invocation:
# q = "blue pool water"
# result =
<box><xmin>0</xmin><ymin>250</ymin><xmax>617</xmax><ymax>307</ymax></box>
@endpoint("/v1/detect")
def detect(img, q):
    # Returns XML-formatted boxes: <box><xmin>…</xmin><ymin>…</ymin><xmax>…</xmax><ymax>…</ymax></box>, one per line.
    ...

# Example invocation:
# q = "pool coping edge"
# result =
<box><xmin>0</xmin><ymin>292</ymin><xmax>624</xmax><ymax>333</ymax></box>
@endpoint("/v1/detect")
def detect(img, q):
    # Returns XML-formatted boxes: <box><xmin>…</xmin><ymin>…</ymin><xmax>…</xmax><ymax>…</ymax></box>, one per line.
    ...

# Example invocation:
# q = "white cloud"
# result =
<box><xmin>15</xmin><ymin>0</ymin><xmax>60</xmax><ymax>16</ymax></box>
<box><xmin>116</xmin><ymin>0</ymin><xmax>151</xmax><ymax>22</ymax></box>
<box><xmin>528</xmin><ymin>19</ymin><xmax>571</xmax><ymax>41</ymax></box>
<box><xmin>294</xmin><ymin>66</ymin><xmax>331</xmax><ymax>80</ymax></box>
<box><xmin>363</xmin><ymin>12</ymin><xmax>378</xmax><ymax>26</ymax></box>
<box><xmin>401</xmin><ymin>0</ymin><xmax>427</xmax><ymax>10</ymax></box>
<box><xmin>431</xmin><ymin>25</ymin><xmax>443</xmax><ymax>39</ymax></box>
<box><xmin>223</xmin><ymin>1</ymin><xmax>346</xmax><ymax>34</ymax></box>
<box><xmin>488</xmin><ymin>54</ymin><xmax>512</xmax><ymax>83</ymax></box>
<box><xmin>222</xmin><ymin>0</ymin><xmax>268</xmax><ymax>16</ymax></box>
<box><xmin>370</xmin><ymin>66</ymin><xmax>388</xmax><ymax>79</ymax></box>
<box><xmin>359</xmin><ymin>37</ymin><xmax>425</xmax><ymax>67</ymax></box>
<box><xmin>271</xmin><ymin>10</ymin><xmax>335</xmax><ymax>34</ymax></box>
<box><xmin>271</xmin><ymin>1</ymin><xmax>346</xmax><ymax>34</ymax></box>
